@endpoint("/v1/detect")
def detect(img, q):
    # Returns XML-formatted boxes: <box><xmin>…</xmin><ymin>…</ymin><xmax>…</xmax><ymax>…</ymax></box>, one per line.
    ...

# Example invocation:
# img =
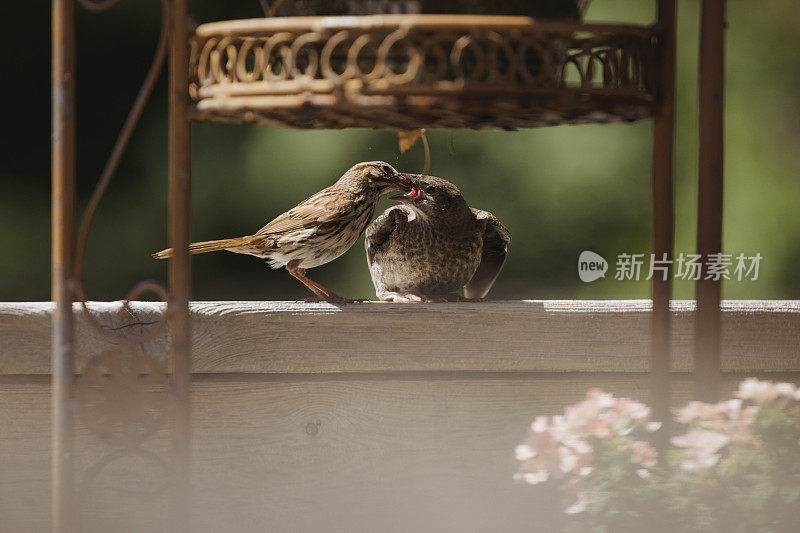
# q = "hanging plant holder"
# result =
<box><xmin>190</xmin><ymin>15</ymin><xmax>657</xmax><ymax>130</ymax></box>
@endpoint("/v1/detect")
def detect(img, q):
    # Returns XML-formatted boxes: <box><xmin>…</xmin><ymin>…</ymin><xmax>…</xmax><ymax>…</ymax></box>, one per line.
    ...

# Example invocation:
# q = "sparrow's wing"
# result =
<box><xmin>365</xmin><ymin>206</ymin><xmax>408</xmax><ymax>267</ymax></box>
<box><xmin>255</xmin><ymin>185</ymin><xmax>343</xmax><ymax>236</ymax></box>
<box><xmin>465</xmin><ymin>209</ymin><xmax>511</xmax><ymax>299</ymax></box>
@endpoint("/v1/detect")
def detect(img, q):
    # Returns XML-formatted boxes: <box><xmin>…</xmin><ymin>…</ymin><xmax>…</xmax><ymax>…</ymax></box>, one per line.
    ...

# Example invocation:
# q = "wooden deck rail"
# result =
<box><xmin>2</xmin><ymin>300</ymin><xmax>798</xmax><ymax>375</ymax></box>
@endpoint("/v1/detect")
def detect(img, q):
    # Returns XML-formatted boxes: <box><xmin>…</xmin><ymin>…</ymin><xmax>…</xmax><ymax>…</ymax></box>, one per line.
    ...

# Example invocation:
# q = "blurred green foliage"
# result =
<box><xmin>1</xmin><ymin>0</ymin><xmax>798</xmax><ymax>301</ymax></box>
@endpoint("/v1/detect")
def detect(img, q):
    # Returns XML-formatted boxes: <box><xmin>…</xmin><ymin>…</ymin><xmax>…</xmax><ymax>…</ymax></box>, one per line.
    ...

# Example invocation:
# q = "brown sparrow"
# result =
<box><xmin>155</xmin><ymin>161</ymin><xmax>414</xmax><ymax>302</ymax></box>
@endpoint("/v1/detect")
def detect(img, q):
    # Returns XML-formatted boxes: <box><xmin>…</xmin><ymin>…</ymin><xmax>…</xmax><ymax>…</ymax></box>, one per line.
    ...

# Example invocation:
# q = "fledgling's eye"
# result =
<box><xmin>381</xmin><ymin>164</ymin><xmax>393</xmax><ymax>175</ymax></box>
<box><xmin>425</xmin><ymin>185</ymin><xmax>436</xmax><ymax>194</ymax></box>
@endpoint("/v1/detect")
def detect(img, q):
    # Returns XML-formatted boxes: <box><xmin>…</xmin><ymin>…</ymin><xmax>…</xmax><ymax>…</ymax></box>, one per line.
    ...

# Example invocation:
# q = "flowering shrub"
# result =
<box><xmin>515</xmin><ymin>379</ymin><xmax>800</xmax><ymax>532</ymax></box>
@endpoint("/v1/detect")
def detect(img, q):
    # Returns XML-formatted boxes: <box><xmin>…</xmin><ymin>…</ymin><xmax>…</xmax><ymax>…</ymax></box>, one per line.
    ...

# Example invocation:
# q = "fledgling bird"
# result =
<box><xmin>154</xmin><ymin>161</ymin><xmax>414</xmax><ymax>302</ymax></box>
<box><xmin>365</xmin><ymin>175</ymin><xmax>510</xmax><ymax>302</ymax></box>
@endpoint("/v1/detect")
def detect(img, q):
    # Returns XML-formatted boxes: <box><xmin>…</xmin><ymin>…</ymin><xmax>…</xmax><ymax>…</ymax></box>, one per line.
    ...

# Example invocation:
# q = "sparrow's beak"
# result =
<box><xmin>392</xmin><ymin>172</ymin><xmax>421</xmax><ymax>191</ymax></box>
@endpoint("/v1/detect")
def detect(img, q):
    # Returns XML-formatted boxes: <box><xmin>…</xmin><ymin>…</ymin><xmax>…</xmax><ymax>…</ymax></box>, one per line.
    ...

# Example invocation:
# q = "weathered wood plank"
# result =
<box><xmin>0</xmin><ymin>300</ymin><xmax>798</xmax><ymax>374</ymax></box>
<box><xmin>3</xmin><ymin>374</ymin><xmax>777</xmax><ymax>533</ymax></box>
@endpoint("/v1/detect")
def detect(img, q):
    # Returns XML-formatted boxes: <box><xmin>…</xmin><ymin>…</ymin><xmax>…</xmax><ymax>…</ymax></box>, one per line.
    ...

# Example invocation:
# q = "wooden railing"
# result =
<box><xmin>2</xmin><ymin>300</ymin><xmax>798</xmax><ymax>375</ymax></box>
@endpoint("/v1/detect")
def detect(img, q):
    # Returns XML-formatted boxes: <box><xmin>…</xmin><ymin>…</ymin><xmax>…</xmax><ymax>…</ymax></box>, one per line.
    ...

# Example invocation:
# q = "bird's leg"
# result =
<box><xmin>286</xmin><ymin>265</ymin><xmax>337</xmax><ymax>299</ymax></box>
<box><xmin>285</xmin><ymin>262</ymin><xmax>365</xmax><ymax>303</ymax></box>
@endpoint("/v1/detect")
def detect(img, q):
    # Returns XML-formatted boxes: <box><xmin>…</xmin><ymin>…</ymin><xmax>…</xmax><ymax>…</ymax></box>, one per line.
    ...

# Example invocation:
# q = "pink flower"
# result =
<box><xmin>682</xmin><ymin>451</ymin><xmax>721</xmax><ymax>472</ymax></box>
<box><xmin>735</xmin><ymin>378</ymin><xmax>796</xmax><ymax>404</ymax></box>
<box><xmin>559</xmin><ymin>445</ymin><xmax>579</xmax><ymax>473</ymax></box>
<box><xmin>531</xmin><ymin>416</ymin><xmax>549</xmax><ymax>433</ymax></box>
<box><xmin>775</xmin><ymin>382</ymin><xmax>797</xmax><ymax>397</ymax></box>
<box><xmin>671</xmin><ymin>429</ymin><xmax>729</xmax><ymax>453</ymax></box>
<box><xmin>671</xmin><ymin>429</ymin><xmax>730</xmax><ymax>472</ymax></box>
<box><xmin>515</xmin><ymin>444</ymin><xmax>535</xmax><ymax>461</ymax></box>
<box><xmin>516</xmin><ymin>388</ymin><xmax>669</xmax><ymax>504</ymax></box>
<box><xmin>586</xmin><ymin>388</ymin><xmax>616</xmax><ymax>408</ymax></box>
<box><xmin>673</xmin><ymin>397</ymin><xmax>760</xmax><ymax>447</ymax></box>
<box><xmin>646</xmin><ymin>421</ymin><xmax>662</xmax><ymax>432</ymax></box>
<box><xmin>514</xmin><ymin>466</ymin><xmax>549</xmax><ymax>485</ymax></box>
<box><xmin>559</xmin><ymin>433</ymin><xmax>593</xmax><ymax>456</ymax></box>
<box><xmin>617</xmin><ymin>398</ymin><xmax>651</xmax><ymax>421</ymax></box>
<box><xmin>516</xmin><ymin>379</ymin><xmax>800</xmax><ymax>520</ymax></box>
<box><xmin>675</xmin><ymin>401</ymin><xmax>720</xmax><ymax>424</ymax></box>
<box><xmin>588</xmin><ymin>418</ymin><xmax>613</xmax><ymax>439</ymax></box>
<box><xmin>631</xmin><ymin>441</ymin><xmax>658</xmax><ymax>468</ymax></box>
<box><xmin>522</xmin><ymin>426</ymin><xmax>556</xmax><ymax>456</ymax></box>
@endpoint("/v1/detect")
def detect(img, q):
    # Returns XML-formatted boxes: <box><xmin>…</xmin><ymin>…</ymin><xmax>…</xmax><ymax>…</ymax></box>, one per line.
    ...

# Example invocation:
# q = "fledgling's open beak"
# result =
<box><xmin>389</xmin><ymin>173</ymin><xmax>422</xmax><ymax>201</ymax></box>
<box><xmin>390</xmin><ymin>187</ymin><xmax>422</xmax><ymax>203</ymax></box>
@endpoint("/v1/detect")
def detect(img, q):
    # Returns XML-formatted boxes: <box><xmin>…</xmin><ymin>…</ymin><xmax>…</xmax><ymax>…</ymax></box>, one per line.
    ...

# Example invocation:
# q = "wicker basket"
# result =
<box><xmin>190</xmin><ymin>14</ymin><xmax>656</xmax><ymax>130</ymax></box>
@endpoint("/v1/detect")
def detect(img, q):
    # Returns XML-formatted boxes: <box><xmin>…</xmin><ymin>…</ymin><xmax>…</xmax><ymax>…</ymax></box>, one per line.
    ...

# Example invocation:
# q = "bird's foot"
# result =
<box><xmin>378</xmin><ymin>292</ymin><xmax>427</xmax><ymax>303</ymax></box>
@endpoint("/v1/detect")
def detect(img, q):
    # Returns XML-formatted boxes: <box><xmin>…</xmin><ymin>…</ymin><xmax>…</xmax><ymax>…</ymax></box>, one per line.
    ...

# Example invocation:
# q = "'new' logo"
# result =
<box><xmin>578</xmin><ymin>251</ymin><xmax>608</xmax><ymax>282</ymax></box>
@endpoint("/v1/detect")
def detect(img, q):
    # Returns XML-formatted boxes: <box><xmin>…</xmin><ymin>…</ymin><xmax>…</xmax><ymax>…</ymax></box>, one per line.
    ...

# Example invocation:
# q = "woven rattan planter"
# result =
<box><xmin>190</xmin><ymin>15</ymin><xmax>657</xmax><ymax>130</ymax></box>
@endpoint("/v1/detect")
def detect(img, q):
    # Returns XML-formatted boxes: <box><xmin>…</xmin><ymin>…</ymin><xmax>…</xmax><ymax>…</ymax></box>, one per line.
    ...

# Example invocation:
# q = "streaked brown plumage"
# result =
<box><xmin>154</xmin><ymin>161</ymin><xmax>413</xmax><ymax>302</ymax></box>
<box><xmin>365</xmin><ymin>175</ymin><xmax>510</xmax><ymax>302</ymax></box>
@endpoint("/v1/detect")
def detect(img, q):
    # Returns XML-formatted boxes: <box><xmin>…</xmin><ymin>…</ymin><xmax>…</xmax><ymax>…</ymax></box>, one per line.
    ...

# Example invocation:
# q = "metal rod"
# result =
<box><xmin>651</xmin><ymin>0</ymin><xmax>676</xmax><ymax>446</ymax></box>
<box><xmin>73</xmin><ymin>0</ymin><xmax>168</xmax><ymax>280</ymax></box>
<box><xmin>52</xmin><ymin>0</ymin><xmax>76</xmax><ymax>531</ymax></box>
<box><xmin>695</xmin><ymin>0</ymin><xmax>726</xmax><ymax>402</ymax></box>
<box><xmin>168</xmin><ymin>0</ymin><xmax>193</xmax><ymax>528</ymax></box>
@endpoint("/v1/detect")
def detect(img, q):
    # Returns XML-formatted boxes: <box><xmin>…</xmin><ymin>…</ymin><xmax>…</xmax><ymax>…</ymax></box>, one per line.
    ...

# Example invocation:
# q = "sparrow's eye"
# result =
<box><xmin>425</xmin><ymin>185</ymin><xmax>436</xmax><ymax>195</ymax></box>
<box><xmin>381</xmin><ymin>164</ymin><xmax>393</xmax><ymax>175</ymax></box>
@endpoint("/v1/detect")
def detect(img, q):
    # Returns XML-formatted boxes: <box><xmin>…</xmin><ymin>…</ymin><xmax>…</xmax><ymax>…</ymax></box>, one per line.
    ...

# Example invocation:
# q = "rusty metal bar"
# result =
<box><xmin>52</xmin><ymin>0</ymin><xmax>76</xmax><ymax>531</ymax></box>
<box><xmin>651</xmin><ymin>0</ymin><xmax>676</xmax><ymax>445</ymax></box>
<box><xmin>73</xmin><ymin>2</ymin><xmax>167</xmax><ymax>280</ymax></box>
<box><xmin>167</xmin><ymin>0</ymin><xmax>193</xmax><ymax>528</ymax></box>
<box><xmin>695</xmin><ymin>0</ymin><xmax>726</xmax><ymax>402</ymax></box>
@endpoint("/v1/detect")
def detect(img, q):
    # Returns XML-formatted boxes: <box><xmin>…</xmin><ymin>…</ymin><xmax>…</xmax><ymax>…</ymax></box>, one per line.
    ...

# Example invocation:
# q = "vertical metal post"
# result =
<box><xmin>695</xmin><ymin>0</ymin><xmax>725</xmax><ymax>402</ymax></box>
<box><xmin>651</xmin><ymin>0</ymin><xmax>676</xmax><ymax>446</ymax></box>
<box><xmin>52</xmin><ymin>0</ymin><xmax>76</xmax><ymax>531</ymax></box>
<box><xmin>168</xmin><ymin>0</ymin><xmax>192</xmax><ymax>528</ymax></box>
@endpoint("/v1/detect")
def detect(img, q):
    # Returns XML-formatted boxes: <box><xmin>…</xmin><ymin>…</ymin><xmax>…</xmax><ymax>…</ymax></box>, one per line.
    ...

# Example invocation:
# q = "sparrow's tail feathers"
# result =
<box><xmin>153</xmin><ymin>236</ymin><xmax>260</xmax><ymax>259</ymax></box>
